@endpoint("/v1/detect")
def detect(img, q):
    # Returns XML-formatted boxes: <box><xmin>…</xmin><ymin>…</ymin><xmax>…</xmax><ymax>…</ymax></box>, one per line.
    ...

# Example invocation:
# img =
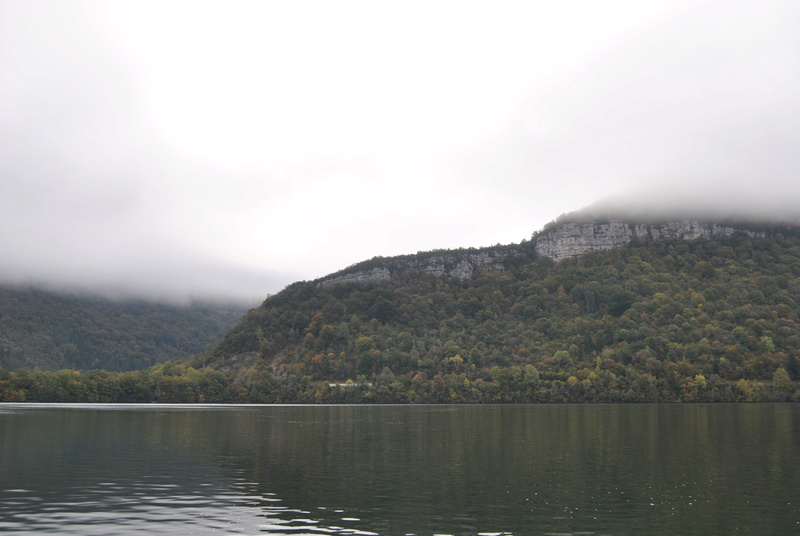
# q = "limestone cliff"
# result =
<box><xmin>318</xmin><ymin>248</ymin><xmax>523</xmax><ymax>287</ymax></box>
<box><xmin>318</xmin><ymin>267</ymin><xmax>392</xmax><ymax>286</ymax></box>
<box><xmin>532</xmin><ymin>220</ymin><xmax>764</xmax><ymax>262</ymax></box>
<box><xmin>316</xmin><ymin>218</ymin><xmax>770</xmax><ymax>287</ymax></box>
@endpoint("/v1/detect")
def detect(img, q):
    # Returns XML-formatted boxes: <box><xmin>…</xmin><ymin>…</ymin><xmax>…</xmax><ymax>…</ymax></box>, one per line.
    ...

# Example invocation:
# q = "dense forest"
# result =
<box><xmin>0</xmin><ymin>286</ymin><xmax>246</xmax><ymax>371</ymax></box>
<box><xmin>2</xmin><ymin>221</ymin><xmax>799</xmax><ymax>403</ymax></box>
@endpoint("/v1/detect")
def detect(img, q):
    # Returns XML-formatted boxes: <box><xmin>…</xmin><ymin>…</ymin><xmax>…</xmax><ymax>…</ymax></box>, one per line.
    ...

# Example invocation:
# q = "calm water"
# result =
<box><xmin>0</xmin><ymin>404</ymin><xmax>798</xmax><ymax>535</ymax></box>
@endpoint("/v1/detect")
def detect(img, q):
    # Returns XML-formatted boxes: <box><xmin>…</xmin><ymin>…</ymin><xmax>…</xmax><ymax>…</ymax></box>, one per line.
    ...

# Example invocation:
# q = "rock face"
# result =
<box><xmin>532</xmin><ymin>220</ymin><xmax>764</xmax><ymax>262</ymax></box>
<box><xmin>318</xmin><ymin>267</ymin><xmax>391</xmax><ymax>286</ymax></box>
<box><xmin>406</xmin><ymin>251</ymin><xmax>508</xmax><ymax>279</ymax></box>
<box><xmin>318</xmin><ymin>250</ymin><xmax>516</xmax><ymax>287</ymax></box>
<box><xmin>318</xmin><ymin>219</ymin><xmax>768</xmax><ymax>287</ymax></box>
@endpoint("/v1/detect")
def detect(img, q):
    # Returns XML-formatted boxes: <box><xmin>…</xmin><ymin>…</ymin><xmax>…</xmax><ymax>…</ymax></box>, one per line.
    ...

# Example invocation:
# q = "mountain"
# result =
<box><xmin>192</xmin><ymin>212</ymin><xmax>800</xmax><ymax>403</ymax></box>
<box><xmin>3</xmin><ymin>210</ymin><xmax>799</xmax><ymax>403</ymax></box>
<box><xmin>0</xmin><ymin>286</ymin><xmax>247</xmax><ymax>371</ymax></box>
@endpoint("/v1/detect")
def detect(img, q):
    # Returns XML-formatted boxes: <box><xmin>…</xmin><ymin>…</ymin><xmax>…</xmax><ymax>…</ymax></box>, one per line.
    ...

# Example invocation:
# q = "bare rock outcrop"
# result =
<box><xmin>318</xmin><ymin>267</ymin><xmax>391</xmax><ymax>287</ymax></box>
<box><xmin>317</xmin><ymin>218</ymin><xmax>768</xmax><ymax>287</ymax></box>
<box><xmin>533</xmin><ymin>220</ymin><xmax>764</xmax><ymax>262</ymax></box>
<box><xmin>318</xmin><ymin>250</ymin><xmax>515</xmax><ymax>287</ymax></box>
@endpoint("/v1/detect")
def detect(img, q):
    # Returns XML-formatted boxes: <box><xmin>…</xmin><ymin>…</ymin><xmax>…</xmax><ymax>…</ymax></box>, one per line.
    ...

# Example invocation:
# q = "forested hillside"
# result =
<box><xmin>0</xmin><ymin>286</ymin><xmax>246</xmax><ymax>371</ymax></box>
<box><xmin>3</xmin><ymin>220</ymin><xmax>800</xmax><ymax>403</ymax></box>
<box><xmin>191</xmin><ymin>222</ymin><xmax>800</xmax><ymax>403</ymax></box>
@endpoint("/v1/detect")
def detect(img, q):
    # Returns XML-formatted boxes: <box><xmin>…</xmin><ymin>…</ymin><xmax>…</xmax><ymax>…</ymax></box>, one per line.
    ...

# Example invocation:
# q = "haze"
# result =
<box><xmin>2</xmin><ymin>0</ymin><xmax>799</xmax><ymax>303</ymax></box>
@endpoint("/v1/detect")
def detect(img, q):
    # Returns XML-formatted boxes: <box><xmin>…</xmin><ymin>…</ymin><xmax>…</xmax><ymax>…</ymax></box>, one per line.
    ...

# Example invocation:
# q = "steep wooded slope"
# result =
<box><xmin>197</xmin><ymin>220</ymin><xmax>800</xmax><ymax>402</ymax></box>
<box><xmin>0</xmin><ymin>286</ymin><xmax>246</xmax><ymax>371</ymax></box>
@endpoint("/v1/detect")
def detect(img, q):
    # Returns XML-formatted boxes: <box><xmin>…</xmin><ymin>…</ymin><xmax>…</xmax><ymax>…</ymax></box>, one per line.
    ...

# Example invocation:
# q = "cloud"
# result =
<box><xmin>1</xmin><ymin>1</ymin><xmax>799</xmax><ymax>302</ymax></box>
<box><xmin>457</xmin><ymin>1</ymin><xmax>800</xmax><ymax>218</ymax></box>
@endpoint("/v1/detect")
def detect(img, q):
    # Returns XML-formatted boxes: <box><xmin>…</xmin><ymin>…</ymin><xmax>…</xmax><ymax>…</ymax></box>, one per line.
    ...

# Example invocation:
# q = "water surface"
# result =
<box><xmin>1</xmin><ymin>404</ymin><xmax>798</xmax><ymax>535</ymax></box>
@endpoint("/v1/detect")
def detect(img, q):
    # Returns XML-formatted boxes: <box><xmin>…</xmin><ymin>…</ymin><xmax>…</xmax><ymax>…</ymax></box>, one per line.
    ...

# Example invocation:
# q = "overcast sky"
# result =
<box><xmin>2</xmin><ymin>0</ymin><xmax>799</xmax><ymax>303</ymax></box>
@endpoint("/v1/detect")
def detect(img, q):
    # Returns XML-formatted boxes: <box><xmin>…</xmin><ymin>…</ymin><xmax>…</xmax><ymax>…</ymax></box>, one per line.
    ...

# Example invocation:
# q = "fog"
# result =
<box><xmin>1</xmin><ymin>1</ymin><xmax>799</xmax><ymax>303</ymax></box>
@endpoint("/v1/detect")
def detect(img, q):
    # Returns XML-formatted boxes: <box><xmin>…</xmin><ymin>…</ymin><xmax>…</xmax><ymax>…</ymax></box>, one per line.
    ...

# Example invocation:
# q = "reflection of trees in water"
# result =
<box><xmin>201</xmin><ymin>405</ymin><xmax>800</xmax><ymax>536</ymax></box>
<box><xmin>2</xmin><ymin>405</ymin><xmax>798</xmax><ymax>535</ymax></box>
<box><xmin>0</xmin><ymin>408</ymin><xmax>234</xmax><ymax>492</ymax></box>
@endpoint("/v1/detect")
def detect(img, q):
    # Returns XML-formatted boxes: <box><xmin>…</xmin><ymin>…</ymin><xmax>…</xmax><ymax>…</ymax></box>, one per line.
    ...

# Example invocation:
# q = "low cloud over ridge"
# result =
<box><xmin>1</xmin><ymin>1</ymin><xmax>799</xmax><ymax>302</ymax></box>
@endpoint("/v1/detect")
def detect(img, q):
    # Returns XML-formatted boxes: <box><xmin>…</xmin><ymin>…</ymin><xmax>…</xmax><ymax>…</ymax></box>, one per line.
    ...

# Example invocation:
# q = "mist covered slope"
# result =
<box><xmin>0</xmin><ymin>286</ymin><xmax>246</xmax><ymax>371</ymax></box>
<box><xmin>194</xmin><ymin>213</ymin><xmax>800</xmax><ymax>403</ymax></box>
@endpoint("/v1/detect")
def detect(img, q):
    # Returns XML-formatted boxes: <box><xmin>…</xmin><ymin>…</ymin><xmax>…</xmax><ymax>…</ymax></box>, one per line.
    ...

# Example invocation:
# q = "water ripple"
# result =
<box><xmin>0</xmin><ymin>484</ymin><xmax>381</xmax><ymax>536</ymax></box>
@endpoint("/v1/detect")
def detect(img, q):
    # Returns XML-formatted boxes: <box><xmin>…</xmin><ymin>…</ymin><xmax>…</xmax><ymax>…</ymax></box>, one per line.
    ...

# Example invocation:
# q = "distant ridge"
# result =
<box><xmin>314</xmin><ymin>209</ymin><xmax>793</xmax><ymax>287</ymax></box>
<box><xmin>0</xmin><ymin>285</ymin><xmax>246</xmax><ymax>371</ymax></box>
<box><xmin>5</xmin><ymin>205</ymin><xmax>800</xmax><ymax>403</ymax></box>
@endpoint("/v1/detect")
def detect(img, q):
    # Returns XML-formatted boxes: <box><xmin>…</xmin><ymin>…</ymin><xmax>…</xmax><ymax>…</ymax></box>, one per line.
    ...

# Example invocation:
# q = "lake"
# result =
<box><xmin>0</xmin><ymin>404</ymin><xmax>798</xmax><ymax>535</ymax></box>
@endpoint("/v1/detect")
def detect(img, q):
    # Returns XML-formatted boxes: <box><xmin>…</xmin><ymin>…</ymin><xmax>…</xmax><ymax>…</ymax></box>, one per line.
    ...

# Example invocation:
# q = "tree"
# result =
<box><xmin>369</xmin><ymin>296</ymin><xmax>397</xmax><ymax>323</ymax></box>
<box><xmin>773</xmin><ymin>367</ymin><xmax>792</xmax><ymax>391</ymax></box>
<box><xmin>608</xmin><ymin>289</ymin><xmax>636</xmax><ymax>317</ymax></box>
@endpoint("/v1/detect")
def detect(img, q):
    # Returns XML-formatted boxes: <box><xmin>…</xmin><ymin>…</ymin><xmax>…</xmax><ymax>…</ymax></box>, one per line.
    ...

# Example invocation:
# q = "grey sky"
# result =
<box><xmin>1</xmin><ymin>0</ymin><xmax>799</xmax><ymax>303</ymax></box>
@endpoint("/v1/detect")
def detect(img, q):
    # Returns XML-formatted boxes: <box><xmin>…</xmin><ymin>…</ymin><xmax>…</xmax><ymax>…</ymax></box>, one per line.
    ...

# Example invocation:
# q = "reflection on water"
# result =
<box><xmin>1</xmin><ymin>404</ymin><xmax>798</xmax><ymax>535</ymax></box>
<box><xmin>4</xmin><ymin>487</ymin><xmax>378</xmax><ymax>535</ymax></box>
